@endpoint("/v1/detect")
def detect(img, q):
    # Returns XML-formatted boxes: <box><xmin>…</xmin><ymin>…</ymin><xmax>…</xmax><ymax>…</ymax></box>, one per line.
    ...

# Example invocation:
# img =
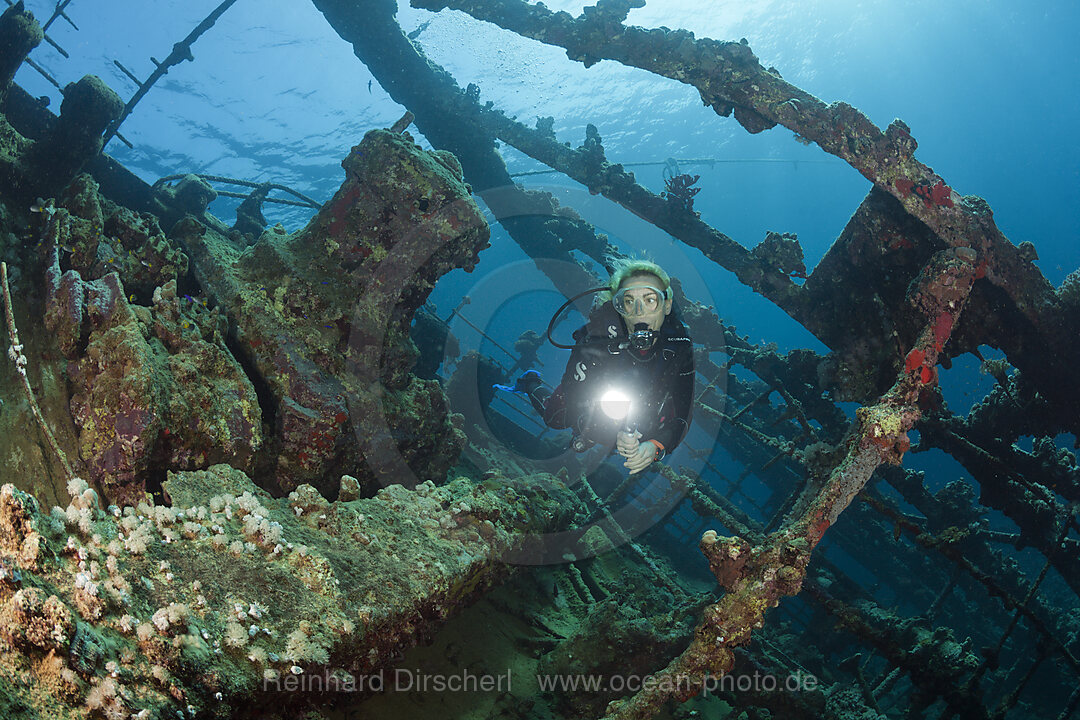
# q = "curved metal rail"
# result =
<box><xmin>152</xmin><ymin>173</ymin><xmax>323</xmax><ymax>210</ymax></box>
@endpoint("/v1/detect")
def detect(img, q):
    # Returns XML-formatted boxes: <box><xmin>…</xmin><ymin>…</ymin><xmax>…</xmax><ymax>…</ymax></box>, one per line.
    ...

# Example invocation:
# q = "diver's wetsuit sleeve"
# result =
<box><xmin>650</xmin><ymin>342</ymin><xmax>695</xmax><ymax>452</ymax></box>
<box><xmin>542</xmin><ymin>341</ymin><xmax>599</xmax><ymax>431</ymax></box>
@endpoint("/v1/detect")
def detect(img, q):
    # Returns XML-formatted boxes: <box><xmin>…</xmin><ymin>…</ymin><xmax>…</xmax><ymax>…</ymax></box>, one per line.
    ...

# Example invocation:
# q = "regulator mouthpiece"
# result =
<box><xmin>629</xmin><ymin>322</ymin><xmax>656</xmax><ymax>351</ymax></box>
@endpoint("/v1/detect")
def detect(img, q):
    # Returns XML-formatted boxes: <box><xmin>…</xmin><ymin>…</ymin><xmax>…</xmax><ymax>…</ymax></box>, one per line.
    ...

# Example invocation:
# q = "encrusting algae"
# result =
<box><xmin>0</xmin><ymin>465</ymin><xmax>580</xmax><ymax>718</ymax></box>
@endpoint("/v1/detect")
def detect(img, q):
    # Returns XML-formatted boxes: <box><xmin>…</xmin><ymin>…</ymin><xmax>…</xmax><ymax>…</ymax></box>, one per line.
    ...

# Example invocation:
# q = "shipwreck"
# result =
<box><xmin>0</xmin><ymin>1</ymin><xmax>1078</xmax><ymax>719</ymax></box>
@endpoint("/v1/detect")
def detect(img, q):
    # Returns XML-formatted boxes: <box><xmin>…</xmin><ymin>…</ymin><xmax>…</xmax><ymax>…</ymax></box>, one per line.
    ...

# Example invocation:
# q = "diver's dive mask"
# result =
<box><xmin>612</xmin><ymin>285</ymin><xmax>667</xmax><ymax>318</ymax></box>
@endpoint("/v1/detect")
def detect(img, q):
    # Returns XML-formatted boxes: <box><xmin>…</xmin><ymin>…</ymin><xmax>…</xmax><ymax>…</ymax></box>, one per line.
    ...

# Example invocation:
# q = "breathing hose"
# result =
<box><xmin>545</xmin><ymin>286</ymin><xmax>610</xmax><ymax>349</ymax></box>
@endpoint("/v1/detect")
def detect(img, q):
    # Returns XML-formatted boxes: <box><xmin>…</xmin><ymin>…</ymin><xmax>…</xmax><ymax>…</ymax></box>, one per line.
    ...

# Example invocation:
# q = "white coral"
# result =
<box><xmin>66</xmin><ymin>477</ymin><xmax>88</xmax><ymax>498</ymax></box>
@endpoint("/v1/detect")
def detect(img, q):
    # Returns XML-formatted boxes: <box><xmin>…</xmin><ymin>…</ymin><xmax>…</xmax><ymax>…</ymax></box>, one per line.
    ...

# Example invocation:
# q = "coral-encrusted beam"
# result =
<box><xmin>476</xmin><ymin>109</ymin><xmax>806</xmax><ymax>315</ymax></box>
<box><xmin>599</xmin><ymin>247</ymin><xmax>979</xmax><ymax>719</ymax></box>
<box><xmin>410</xmin><ymin>0</ymin><xmax>1055</xmax><ymax>347</ymax></box>
<box><xmin>1</xmin><ymin>261</ymin><xmax>76</xmax><ymax>482</ymax></box>
<box><xmin>0</xmin><ymin>465</ymin><xmax>583</xmax><ymax>717</ymax></box>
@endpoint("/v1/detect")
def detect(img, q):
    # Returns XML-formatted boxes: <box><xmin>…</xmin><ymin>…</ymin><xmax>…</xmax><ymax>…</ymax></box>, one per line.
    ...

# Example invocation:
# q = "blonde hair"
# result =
<box><xmin>598</xmin><ymin>257</ymin><xmax>672</xmax><ymax>304</ymax></box>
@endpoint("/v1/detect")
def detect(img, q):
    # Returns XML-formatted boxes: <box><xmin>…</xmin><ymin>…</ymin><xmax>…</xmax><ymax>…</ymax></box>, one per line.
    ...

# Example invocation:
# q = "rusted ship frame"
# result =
<box><xmin>0</xmin><ymin>0</ymin><xmax>1076</xmax><ymax>718</ymax></box>
<box><xmin>310</xmin><ymin>0</ymin><xmax>1078</xmax><ymax>717</ymax></box>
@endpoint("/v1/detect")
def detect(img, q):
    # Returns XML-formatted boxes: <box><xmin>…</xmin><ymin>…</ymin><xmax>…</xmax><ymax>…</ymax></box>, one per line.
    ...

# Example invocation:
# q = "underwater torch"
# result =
<box><xmin>600</xmin><ymin>387</ymin><xmax>635</xmax><ymax>434</ymax></box>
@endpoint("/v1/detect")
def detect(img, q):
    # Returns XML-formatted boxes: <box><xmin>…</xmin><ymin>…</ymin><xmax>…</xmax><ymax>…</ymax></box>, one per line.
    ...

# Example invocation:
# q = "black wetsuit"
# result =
<box><xmin>538</xmin><ymin>304</ymin><xmax>694</xmax><ymax>455</ymax></box>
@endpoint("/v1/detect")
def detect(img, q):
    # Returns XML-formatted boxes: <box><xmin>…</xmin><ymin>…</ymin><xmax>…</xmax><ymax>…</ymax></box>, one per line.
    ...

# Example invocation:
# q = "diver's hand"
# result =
<box><xmin>624</xmin><ymin>441</ymin><xmax>657</xmax><ymax>473</ymax></box>
<box><xmin>616</xmin><ymin>430</ymin><xmax>641</xmax><ymax>458</ymax></box>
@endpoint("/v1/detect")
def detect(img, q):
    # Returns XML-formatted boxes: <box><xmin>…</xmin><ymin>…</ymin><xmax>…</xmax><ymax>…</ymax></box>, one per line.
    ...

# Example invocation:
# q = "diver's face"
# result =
<box><xmin>616</xmin><ymin>275</ymin><xmax>672</xmax><ymax>334</ymax></box>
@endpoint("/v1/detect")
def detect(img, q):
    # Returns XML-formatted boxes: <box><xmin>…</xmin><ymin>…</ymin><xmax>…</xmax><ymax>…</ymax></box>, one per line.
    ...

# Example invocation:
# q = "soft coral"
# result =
<box><xmin>894</xmin><ymin>177</ymin><xmax>955</xmax><ymax>209</ymax></box>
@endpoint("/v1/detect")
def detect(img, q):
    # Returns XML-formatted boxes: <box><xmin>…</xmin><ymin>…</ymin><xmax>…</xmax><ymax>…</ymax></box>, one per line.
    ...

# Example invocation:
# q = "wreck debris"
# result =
<box><xmin>0</xmin><ymin>5</ymin><xmax>124</xmax><ymax>205</ymax></box>
<box><xmin>4</xmin><ymin>0</ymin><xmax>80</xmax><ymax>95</ymax></box>
<box><xmin>230</xmin><ymin>182</ymin><xmax>272</xmax><ymax>238</ymax></box>
<box><xmin>413</xmin><ymin>0</ymin><xmax>1079</xmax><ymax>442</ymax></box>
<box><xmin>312</xmin><ymin>0</ymin><xmax>607</xmax><ymax>303</ymax></box>
<box><xmin>173</xmin><ymin>128</ymin><xmax>489</xmax><ymax>498</ymax></box>
<box><xmin>151</xmin><ymin>173</ymin><xmax>219</xmax><ymax>225</ymax></box>
<box><xmin>0</xmin><ymin>2</ymin><xmax>42</xmax><ymax>102</ymax></box>
<box><xmin>25</xmin><ymin>74</ymin><xmax>124</xmax><ymax>200</ymax></box>
<box><xmin>0</xmin><ymin>465</ymin><xmax>583</xmax><ymax>718</ymax></box>
<box><xmin>917</xmin><ymin>414</ymin><xmax>1080</xmax><ymax>597</ymax></box>
<box><xmin>868</xmin><ymin>469</ymin><xmax>1080</xmax><ymax>677</ymax></box>
<box><xmin>751</xmin><ymin>231</ymin><xmax>807</xmax><ymax>281</ymax></box>
<box><xmin>151</xmin><ymin>173</ymin><xmax>323</xmax><ymax>211</ymax></box>
<box><xmin>2</xmin><ymin>260</ymin><xmax>76</xmax><ymax>482</ymax></box>
<box><xmin>677</xmin><ymin>449</ymin><xmax>1080</xmax><ymax>719</ymax></box>
<box><xmin>0</xmin><ymin>2</ymin><xmax>1076</xmax><ymax>719</ymax></box>
<box><xmin>805</xmin><ymin>582</ymin><xmax>987</xmax><ymax>719</ymax></box>
<box><xmin>604</xmin><ymin>162</ymin><xmax>979</xmax><ymax>719</ymax></box>
<box><xmin>36</xmin><ymin>0</ymin><xmax>77</xmax><ymax>54</ymax></box>
<box><xmin>38</xmin><ymin>175</ymin><xmax>260</xmax><ymax>504</ymax></box>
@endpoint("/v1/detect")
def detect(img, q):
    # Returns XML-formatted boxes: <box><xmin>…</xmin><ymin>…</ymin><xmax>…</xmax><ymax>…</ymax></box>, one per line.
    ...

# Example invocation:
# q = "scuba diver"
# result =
<box><xmin>502</xmin><ymin>258</ymin><xmax>694</xmax><ymax>474</ymax></box>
